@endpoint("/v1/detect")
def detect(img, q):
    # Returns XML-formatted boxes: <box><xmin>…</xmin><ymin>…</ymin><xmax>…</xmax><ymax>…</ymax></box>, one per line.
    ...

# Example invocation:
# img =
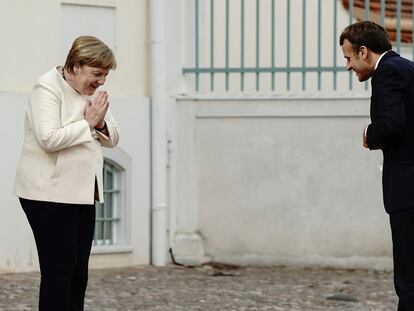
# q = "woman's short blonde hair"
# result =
<box><xmin>64</xmin><ymin>36</ymin><xmax>117</xmax><ymax>73</ymax></box>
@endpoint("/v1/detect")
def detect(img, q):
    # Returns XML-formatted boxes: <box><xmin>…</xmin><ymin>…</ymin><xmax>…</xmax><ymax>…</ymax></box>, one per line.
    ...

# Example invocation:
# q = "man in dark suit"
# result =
<box><xmin>340</xmin><ymin>21</ymin><xmax>414</xmax><ymax>310</ymax></box>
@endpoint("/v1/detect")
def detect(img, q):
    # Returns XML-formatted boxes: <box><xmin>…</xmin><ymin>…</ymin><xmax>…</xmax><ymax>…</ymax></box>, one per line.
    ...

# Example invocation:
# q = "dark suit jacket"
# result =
<box><xmin>367</xmin><ymin>51</ymin><xmax>414</xmax><ymax>213</ymax></box>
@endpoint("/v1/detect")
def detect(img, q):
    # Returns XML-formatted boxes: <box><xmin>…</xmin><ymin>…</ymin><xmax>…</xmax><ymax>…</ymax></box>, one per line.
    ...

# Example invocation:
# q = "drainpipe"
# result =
<box><xmin>150</xmin><ymin>0</ymin><xmax>168</xmax><ymax>266</ymax></box>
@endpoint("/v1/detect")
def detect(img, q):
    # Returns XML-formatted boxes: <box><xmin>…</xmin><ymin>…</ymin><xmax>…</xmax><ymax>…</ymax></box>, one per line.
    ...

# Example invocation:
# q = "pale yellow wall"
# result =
<box><xmin>0</xmin><ymin>1</ymin><xmax>60</xmax><ymax>92</ymax></box>
<box><xmin>0</xmin><ymin>0</ymin><xmax>148</xmax><ymax>96</ymax></box>
<box><xmin>111</xmin><ymin>0</ymin><xmax>149</xmax><ymax>96</ymax></box>
<box><xmin>0</xmin><ymin>0</ymin><xmax>151</xmax><ymax>272</ymax></box>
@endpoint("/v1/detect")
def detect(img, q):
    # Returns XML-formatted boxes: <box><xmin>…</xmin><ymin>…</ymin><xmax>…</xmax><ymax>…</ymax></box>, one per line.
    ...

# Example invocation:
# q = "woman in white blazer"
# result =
<box><xmin>14</xmin><ymin>36</ymin><xmax>119</xmax><ymax>311</ymax></box>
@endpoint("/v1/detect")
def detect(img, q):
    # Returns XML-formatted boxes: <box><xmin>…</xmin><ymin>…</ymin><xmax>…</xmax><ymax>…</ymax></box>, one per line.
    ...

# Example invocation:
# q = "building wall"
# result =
<box><xmin>171</xmin><ymin>96</ymin><xmax>393</xmax><ymax>270</ymax></box>
<box><xmin>0</xmin><ymin>0</ymin><xmax>151</xmax><ymax>273</ymax></box>
<box><xmin>162</xmin><ymin>0</ymin><xmax>395</xmax><ymax>270</ymax></box>
<box><xmin>0</xmin><ymin>0</ymin><xmax>148</xmax><ymax>95</ymax></box>
<box><xmin>0</xmin><ymin>0</ymin><xmax>399</xmax><ymax>273</ymax></box>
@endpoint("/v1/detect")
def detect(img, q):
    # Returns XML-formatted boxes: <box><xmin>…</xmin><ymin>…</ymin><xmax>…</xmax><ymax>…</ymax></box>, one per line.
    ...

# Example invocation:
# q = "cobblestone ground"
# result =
<box><xmin>0</xmin><ymin>265</ymin><xmax>398</xmax><ymax>311</ymax></box>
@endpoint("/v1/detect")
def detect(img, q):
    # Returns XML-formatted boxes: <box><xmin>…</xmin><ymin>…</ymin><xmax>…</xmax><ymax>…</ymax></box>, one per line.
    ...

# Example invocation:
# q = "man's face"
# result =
<box><xmin>341</xmin><ymin>39</ymin><xmax>373</xmax><ymax>82</ymax></box>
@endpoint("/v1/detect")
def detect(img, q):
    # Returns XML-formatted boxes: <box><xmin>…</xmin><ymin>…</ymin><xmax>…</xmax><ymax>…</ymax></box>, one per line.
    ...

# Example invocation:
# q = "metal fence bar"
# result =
<box><xmin>183</xmin><ymin>66</ymin><xmax>348</xmax><ymax>73</ymax></box>
<box><xmin>240</xmin><ymin>0</ymin><xmax>244</xmax><ymax>91</ymax></box>
<box><xmin>364</xmin><ymin>0</ymin><xmax>369</xmax><ymax>95</ymax></box>
<box><xmin>287</xmin><ymin>0</ymin><xmax>291</xmax><ymax>90</ymax></box>
<box><xmin>333</xmin><ymin>0</ymin><xmax>337</xmax><ymax>90</ymax></box>
<box><xmin>302</xmin><ymin>0</ymin><xmax>306</xmax><ymax>91</ymax></box>
<box><xmin>272</xmin><ymin>0</ymin><xmax>276</xmax><ymax>91</ymax></box>
<box><xmin>210</xmin><ymin>0</ymin><xmax>215</xmax><ymax>91</ymax></box>
<box><xmin>184</xmin><ymin>0</ymin><xmax>413</xmax><ymax>93</ymax></box>
<box><xmin>378</xmin><ymin>0</ymin><xmax>386</xmax><ymax>94</ymax></box>
<box><xmin>317</xmin><ymin>0</ymin><xmax>321</xmax><ymax>90</ymax></box>
<box><xmin>195</xmin><ymin>0</ymin><xmax>200</xmax><ymax>91</ymax></box>
<box><xmin>348</xmin><ymin>0</ymin><xmax>354</xmax><ymax>91</ymax></box>
<box><xmin>225</xmin><ymin>0</ymin><xmax>230</xmax><ymax>91</ymax></box>
<box><xmin>397</xmin><ymin>0</ymin><xmax>401</xmax><ymax>53</ymax></box>
<box><xmin>256</xmin><ymin>0</ymin><xmax>260</xmax><ymax>91</ymax></box>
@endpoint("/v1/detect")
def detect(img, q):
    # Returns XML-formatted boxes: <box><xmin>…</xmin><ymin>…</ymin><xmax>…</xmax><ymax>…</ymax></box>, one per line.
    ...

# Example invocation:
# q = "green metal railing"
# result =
<box><xmin>183</xmin><ymin>0</ymin><xmax>414</xmax><ymax>93</ymax></box>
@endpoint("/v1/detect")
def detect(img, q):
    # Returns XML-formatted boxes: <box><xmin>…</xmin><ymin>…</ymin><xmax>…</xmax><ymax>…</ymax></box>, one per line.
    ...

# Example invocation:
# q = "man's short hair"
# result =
<box><xmin>339</xmin><ymin>21</ymin><xmax>392</xmax><ymax>54</ymax></box>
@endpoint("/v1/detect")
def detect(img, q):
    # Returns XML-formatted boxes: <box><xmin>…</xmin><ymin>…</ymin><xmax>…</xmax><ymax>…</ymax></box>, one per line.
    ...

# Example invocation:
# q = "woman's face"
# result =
<box><xmin>73</xmin><ymin>65</ymin><xmax>109</xmax><ymax>95</ymax></box>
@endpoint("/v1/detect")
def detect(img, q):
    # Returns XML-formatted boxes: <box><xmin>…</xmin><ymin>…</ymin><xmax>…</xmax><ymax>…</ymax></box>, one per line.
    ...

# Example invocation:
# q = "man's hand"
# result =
<box><xmin>85</xmin><ymin>91</ymin><xmax>109</xmax><ymax>128</ymax></box>
<box><xmin>363</xmin><ymin>127</ymin><xmax>368</xmax><ymax>148</ymax></box>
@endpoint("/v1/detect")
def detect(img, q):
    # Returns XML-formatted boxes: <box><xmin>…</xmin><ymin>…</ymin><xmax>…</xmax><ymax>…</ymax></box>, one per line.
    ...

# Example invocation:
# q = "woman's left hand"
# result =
<box><xmin>85</xmin><ymin>91</ymin><xmax>109</xmax><ymax>128</ymax></box>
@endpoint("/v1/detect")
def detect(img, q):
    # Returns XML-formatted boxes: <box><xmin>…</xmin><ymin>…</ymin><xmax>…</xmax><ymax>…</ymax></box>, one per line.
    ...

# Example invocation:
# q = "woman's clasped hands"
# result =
<box><xmin>84</xmin><ymin>90</ymin><xmax>109</xmax><ymax>129</ymax></box>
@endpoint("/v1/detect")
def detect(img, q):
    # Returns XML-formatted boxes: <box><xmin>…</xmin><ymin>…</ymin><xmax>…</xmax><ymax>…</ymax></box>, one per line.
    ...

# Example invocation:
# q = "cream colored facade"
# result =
<box><xmin>0</xmin><ymin>0</ymin><xmax>148</xmax><ymax>95</ymax></box>
<box><xmin>0</xmin><ymin>0</ymin><xmax>396</xmax><ymax>273</ymax></box>
<box><xmin>0</xmin><ymin>0</ymin><xmax>151</xmax><ymax>272</ymax></box>
<box><xmin>169</xmin><ymin>0</ymin><xmax>393</xmax><ymax>269</ymax></box>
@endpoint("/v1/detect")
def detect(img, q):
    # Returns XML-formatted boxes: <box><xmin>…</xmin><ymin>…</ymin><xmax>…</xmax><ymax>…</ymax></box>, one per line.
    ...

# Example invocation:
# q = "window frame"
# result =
<box><xmin>91</xmin><ymin>147</ymin><xmax>133</xmax><ymax>254</ymax></box>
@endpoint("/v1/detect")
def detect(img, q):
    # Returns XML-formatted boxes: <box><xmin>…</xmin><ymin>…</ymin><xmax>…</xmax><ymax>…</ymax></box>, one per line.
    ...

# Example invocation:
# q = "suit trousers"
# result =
<box><xmin>19</xmin><ymin>198</ymin><xmax>95</xmax><ymax>311</ymax></box>
<box><xmin>390</xmin><ymin>208</ymin><xmax>414</xmax><ymax>311</ymax></box>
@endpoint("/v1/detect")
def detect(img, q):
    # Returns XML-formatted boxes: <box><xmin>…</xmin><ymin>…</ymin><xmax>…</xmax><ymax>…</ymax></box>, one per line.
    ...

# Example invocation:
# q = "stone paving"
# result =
<box><xmin>0</xmin><ymin>264</ymin><xmax>398</xmax><ymax>311</ymax></box>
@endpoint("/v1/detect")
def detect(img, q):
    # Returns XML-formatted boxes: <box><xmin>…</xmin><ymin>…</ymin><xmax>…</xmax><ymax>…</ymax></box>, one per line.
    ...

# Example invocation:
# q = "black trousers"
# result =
<box><xmin>390</xmin><ymin>208</ymin><xmax>414</xmax><ymax>311</ymax></box>
<box><xmin>20</xmin><ymin>198</ymin><xmax>95</xmax><ymax>311</ymax></box>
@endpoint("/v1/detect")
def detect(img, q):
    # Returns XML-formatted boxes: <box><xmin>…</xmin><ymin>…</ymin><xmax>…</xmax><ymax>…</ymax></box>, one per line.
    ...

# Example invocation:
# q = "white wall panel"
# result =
<box><xmin>173</xmin><ymin>97</ymin><xmax>392</xmax><ymax>270</ymax></box>
<box><xmin>60</xmin><ymin>3</ymin><xmax>116</xmax><ymax>59</ymax></box>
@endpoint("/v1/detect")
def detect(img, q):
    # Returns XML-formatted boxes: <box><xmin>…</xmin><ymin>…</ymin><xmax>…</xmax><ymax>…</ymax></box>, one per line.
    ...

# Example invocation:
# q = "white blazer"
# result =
<box><xmin>14</xmin><ymin>67</ymin><xmax>120</xmax><ymax>205</ymax></box>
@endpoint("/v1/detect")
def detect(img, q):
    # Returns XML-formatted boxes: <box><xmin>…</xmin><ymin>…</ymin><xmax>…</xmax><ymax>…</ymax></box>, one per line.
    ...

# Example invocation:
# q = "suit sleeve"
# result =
<box><xmin>366</xmin><ymin>64</ymin><xmax>406</xmax><ymax>150</ymax></box>
<box><xmin>28</xmin><ymin>83</ymin><xmax>93</xmax><ymax>153</ymax></box>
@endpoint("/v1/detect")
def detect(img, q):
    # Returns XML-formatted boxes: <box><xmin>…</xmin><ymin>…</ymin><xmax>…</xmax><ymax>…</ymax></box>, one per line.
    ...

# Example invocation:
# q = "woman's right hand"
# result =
<box><xmin>84</xmin><ymin>91</ymin><xmax>109</xmax><ymax>128</ymax></box>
